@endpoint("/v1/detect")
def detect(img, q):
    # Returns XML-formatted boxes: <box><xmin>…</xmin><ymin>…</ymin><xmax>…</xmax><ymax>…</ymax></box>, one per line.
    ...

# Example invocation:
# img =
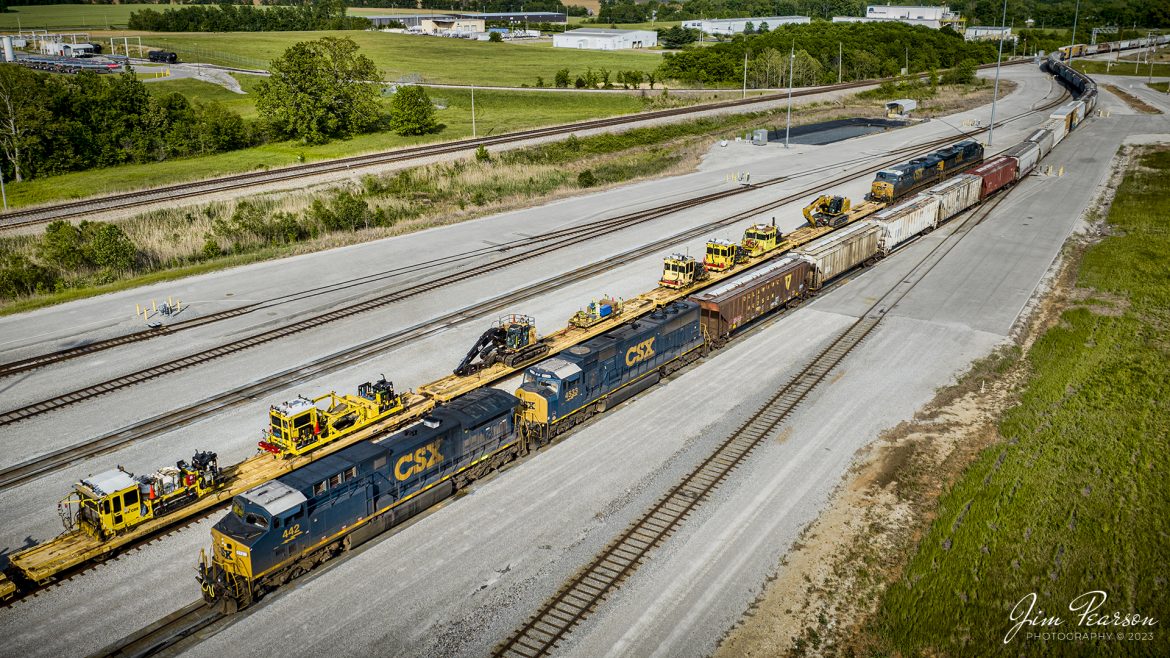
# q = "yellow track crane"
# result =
<box><xmin>454</xmin><ymin>314</ymin><xmax>551</xmax><ymax>377</ymax></box>
<box><xmin>659</xmin><ymin>253</ymin><xmax>708</xmax><ymax>289</ymax></box>
<box><xmin>802</xmin><ymin>195</ymin><xmax>852</xmax><ymax>228</ymax></box>
<box><xmin>58</xmin><ymin>451</ymin><xmax>221</xmax><ymax>540</ymax></box>
<box><xmin>259</xmin><ymin>377</ymin><xmax>404</xmax><ymax>457</ymax></box>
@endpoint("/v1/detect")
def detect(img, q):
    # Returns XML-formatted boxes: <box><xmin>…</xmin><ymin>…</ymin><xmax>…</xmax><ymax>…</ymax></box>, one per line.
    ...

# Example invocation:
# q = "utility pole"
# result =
<box><xmin>1135</xmin><ymin>35</ymin><xmax>1144</xmax><ymax>74</ymax></box>
<box><xmin>471</xmin><ymin>86</ymin><xmax>476</xmax><ymax>138</ymax></box>
<box><xmin>1149</xmin><ymin>33</ymin><xmax>1156</xmax><ymax>83</ymax></box>
<box><xmin>785</xmin><ymin>42</ymin><xmax>795</xmax><ymax>149</ymax></box>
<box><xmin>904</xmin><ymin>44</ymin><xmax>909</xmax><ymax>74</ymax></box>
<box><xmin>838</xmin><ymin>41</ymin><xmax>842</xmax><ymax>84</ymax></box>
<box><xmin>743</xmin><ymin>49</ymin><xmax>748</xmax><ymax>98</ymax></box>
<box><xmin>988</xmin><ymin>0</ymin><xmax>1008</xmax><ymax>147</ymax></box>
<box><xmin>0</xmin><ymin>166</ymin><xmax>7</xmax><ymax>212</ymax></box>
<box><xmin>1067</xmin><ymin>0</ymin><xmax>1081</xmax><ymax>63</ymax></box>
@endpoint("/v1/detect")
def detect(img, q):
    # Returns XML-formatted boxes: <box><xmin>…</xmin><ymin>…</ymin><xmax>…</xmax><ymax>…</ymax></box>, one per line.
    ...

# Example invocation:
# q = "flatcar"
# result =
<box><xmin>198</xmin><ymin>388</ymin><xmax>520</xmax><ymax>612</ymax></box>
<box><xmin>868</xmin><ymin>139</ymin><xmax>984</xmax><ymax>203</ymax></box>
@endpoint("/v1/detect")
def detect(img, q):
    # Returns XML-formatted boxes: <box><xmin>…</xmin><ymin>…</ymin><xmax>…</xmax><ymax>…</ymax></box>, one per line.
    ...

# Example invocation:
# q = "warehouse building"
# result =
<box><xmin>366</xmin><ymin>11</ymin><xmax>564</xmax><ymax>29</ymax></box>
<box><xmin>681</xmin><ymin>16</ymin><xmax>809</xmax><ymax>36</ymax></box>
<box><xmin>965</xmin><ymin>25</ymin><xmax>1014</xmax><ymax>41</ymax></box>
<box><xmin>553</xmin><ymin>28</ymin><xmax>657</xmax><ymax>50</ymax></box>
<box><xmin>833</xmin><ymin>5</ymin><xmax>964</xmax><ymax>30</ymax></box>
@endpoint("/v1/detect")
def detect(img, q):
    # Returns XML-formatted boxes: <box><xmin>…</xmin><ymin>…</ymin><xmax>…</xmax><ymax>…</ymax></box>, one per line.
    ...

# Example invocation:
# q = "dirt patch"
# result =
<box><xmin>1103</xmin><ymin>83</ymin><xmax>1162</xmax><ymax>114</ymax></box>
<box><xmin>715</xmin><ymin>136</ymin><xmax>1134</xmax><ymax>658</ymax></box>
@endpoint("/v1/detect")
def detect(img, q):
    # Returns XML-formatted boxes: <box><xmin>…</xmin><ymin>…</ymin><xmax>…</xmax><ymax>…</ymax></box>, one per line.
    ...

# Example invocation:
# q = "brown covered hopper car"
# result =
<box><xmin>690</xmin><ymin>255</ymin><xmax>810</xmax><ymax>343</ymax></box>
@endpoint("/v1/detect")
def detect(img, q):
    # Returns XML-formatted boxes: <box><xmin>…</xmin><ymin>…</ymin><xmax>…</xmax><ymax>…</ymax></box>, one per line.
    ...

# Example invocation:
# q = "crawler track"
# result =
<box><xmin>93</xmin><ymin>601</ymin><xmax>221</xmax><ymax>658</ymax></box>
<box><xmin>495</xmin><ymin>188</ymin><xmax>1012</xmax><ymax>658</ymax></box>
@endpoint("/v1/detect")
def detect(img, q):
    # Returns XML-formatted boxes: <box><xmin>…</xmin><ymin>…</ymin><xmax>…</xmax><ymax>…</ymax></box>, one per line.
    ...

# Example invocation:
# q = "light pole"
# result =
<box><xmin>1067</xmin><ymin>0</ymin><xmax>1081</xmax><ymax>63</ymax></box>
<box><xmin>0</xmin><ymin>166</ymin><xmax>7</xmax><ymax>211</ymax></box>
<box><xmin>742</xmin><ymin>48</ymin><xmax>748</xmax><ymax>99</ymax></box>
<box><xmin>471</xmin><ymin>85</ymin><xmax>476</xmax><ymax>138</ymax></box>
<box><xmin>784</xmin><ymin>42</ymin><xmax>795</xmax><ymax>149</ymax></box>
<box><xmin>987</xmin><ymin>0</ymin><xmax>1008</xmax><ymax>148</ymax></box>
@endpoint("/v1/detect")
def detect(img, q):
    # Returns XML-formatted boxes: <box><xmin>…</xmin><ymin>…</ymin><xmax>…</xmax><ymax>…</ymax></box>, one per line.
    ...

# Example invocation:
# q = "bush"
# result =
<box><xmin>488</xmin><ymin>31</ymin><xmax>503</xmax><ymax>42</ymax></box>
<box><xmin>389</xmin><ymin>85</ymin><xmax>439</xmax><ymax>136</ymax></box>
<box><xmin>86</xmin><ymin>223</ymin><xmax>137</xmax><ymax>270</ymax></box>
<box><xmin>37</xmin><ymin>221</ymin><xmax>86</xmax><ymax>270</ymax></box>
<box><xmin>475</xmin><ymin>145</ymin><xmax>491</xmax><ymax>163</ymax></box>
<box><xmin>577</xmin><ymin>169</ymin><xmax>597</xmax><ymax>187</ymax></box>
<box><xmin>555</xmin><ymin>68</ymin><xmax>570</xmax><ymax>88</ymax></box>
<box><xmin>0</xmin><ymin>253</ymin><xmax>57</xmax><ymax>300</ymax></box>
<box><xmin>942</xmin><ymin>58</ymin><xmax>978</xmax><ymax>85</ymax></box>
<box><xmin>309</xmin><ymin>190</ymin><xmax>373</xmax><ymax>232</ymax></box>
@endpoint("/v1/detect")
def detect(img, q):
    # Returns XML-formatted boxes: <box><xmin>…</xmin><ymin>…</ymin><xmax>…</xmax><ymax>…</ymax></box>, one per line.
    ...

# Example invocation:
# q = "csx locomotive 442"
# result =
<box><xmin>868</xmin><ymin>139</ymin><xmax>984</xmax><ymax>203</ymax></box>
<box><xmin>198</xmin><ymin>388</ymin><xmax>518</xmax><ymax>612</ymax></box>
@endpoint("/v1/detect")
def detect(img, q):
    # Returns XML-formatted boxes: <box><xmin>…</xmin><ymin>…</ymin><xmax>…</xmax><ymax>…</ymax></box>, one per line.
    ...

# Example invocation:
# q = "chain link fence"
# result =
<box><xmin>144</xmin><ymin>41</ymin><xmax>268</xmax><ymax>70</ymax></box>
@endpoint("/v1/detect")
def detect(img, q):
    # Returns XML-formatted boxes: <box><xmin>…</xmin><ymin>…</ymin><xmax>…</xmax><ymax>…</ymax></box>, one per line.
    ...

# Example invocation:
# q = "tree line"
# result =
<box><xmin>128</xmin><ymin>1</ymin><xmax>370</xmax><ymax>32</ymax></box>
<box><xmin>0</xmin><ymin>66</ymin><xmax>253</xmax><ymax>183</ymax></box>
<box><xmin>659</xmin><ymin>22</ymin><xmax>998</xmax><ymax>87</ymax></box>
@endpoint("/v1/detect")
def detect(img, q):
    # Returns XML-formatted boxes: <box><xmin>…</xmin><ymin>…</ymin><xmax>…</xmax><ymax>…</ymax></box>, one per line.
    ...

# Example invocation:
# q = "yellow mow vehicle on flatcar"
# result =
<box><xmin>739</xmin><ymin>221</ymin><xmax>782</xmax><ymax>258</ymax></box>
<box><xmin>659</xmin><ymin>253</ymin><xmax>708</xmax><ymax>289</ymax></box>
<box><xmin>259</xmin><ymin>377</ymin><xmax>404</xmax><ymax>457</ymax></box>
<box><xmin>59</xmin><ymin>451</ymin><xmax>220</xmax><ymax>540</ymax></box>
<box><xmin>704</xmin><ymin>238</ymin><xmax>744</xmax><ymax>273</ymax></box>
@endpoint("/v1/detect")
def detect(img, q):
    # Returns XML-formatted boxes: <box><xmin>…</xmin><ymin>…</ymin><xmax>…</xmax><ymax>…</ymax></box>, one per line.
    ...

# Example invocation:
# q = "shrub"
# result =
<box><xmin>577</xmin><ymin>169</ymin><xmax>596</xmax><ymax>187</ymax></box>
<box><xmin>475</xmin><ymin>145</ymin><xmax>491</xmax><ymax>163</ymax></box>
<box><xmin>389</xmin><ymin>85</ymin><xmax>439</xmax><ymax>136</ymax></box>
<box><xmin>0</xmin><ymin>253</ymin><xmax>57</xmax><ymax>300</ymax></box>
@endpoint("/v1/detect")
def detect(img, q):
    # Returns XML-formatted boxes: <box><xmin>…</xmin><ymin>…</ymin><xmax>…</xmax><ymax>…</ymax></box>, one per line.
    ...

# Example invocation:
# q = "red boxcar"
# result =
<box><xmin>969</xmin><ymin>156</ymin><xmax>1018</xmax><ymax>199</ymax></box>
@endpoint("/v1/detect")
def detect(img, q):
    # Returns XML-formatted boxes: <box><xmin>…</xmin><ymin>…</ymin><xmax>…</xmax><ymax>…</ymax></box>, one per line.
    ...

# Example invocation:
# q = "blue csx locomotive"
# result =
<box><xmin>516</xmin><ymin>299</ymin><xmax>705</xmax><ymax>439</ymax></box>
<box><xmin>869</xmin><ymin>139</ymin><xmax>984</xmax><ymax>202</ymax></box>
<box><xmin>198</xmin><ymin>387</ymin><xmax>519</xmax><ymax>612</ymax></box>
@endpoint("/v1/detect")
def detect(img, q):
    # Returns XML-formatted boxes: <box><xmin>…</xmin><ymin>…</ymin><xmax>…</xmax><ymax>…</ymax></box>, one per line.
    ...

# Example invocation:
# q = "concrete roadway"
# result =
<box><xmin>0</xmin><ymin>66</ymin><xmax>1080</xmax><ymax>657</ymax></box>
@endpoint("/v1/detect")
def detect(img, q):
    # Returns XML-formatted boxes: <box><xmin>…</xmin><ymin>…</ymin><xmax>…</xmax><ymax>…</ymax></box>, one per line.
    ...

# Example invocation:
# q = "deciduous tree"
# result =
<box><xmin>256</xmin><ymin>37</ymin><xmax>382</xmax><ymax>145</ymax></box>
<box><xmin>388</xmin><ymin>85</ymin><xmax>438</xmax><ymax>136</ymax></box>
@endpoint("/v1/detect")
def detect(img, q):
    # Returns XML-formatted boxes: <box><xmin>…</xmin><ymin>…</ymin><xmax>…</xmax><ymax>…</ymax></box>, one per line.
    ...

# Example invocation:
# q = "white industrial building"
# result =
<box><xmin>681</xmin><ymin>16</ymin><xmax>809</xmax><ymax>36</ymax></box>
<box><xmin>832</xmin><ymin>15</ymin><xmax>941</xmax><ymax>29</ymax></box>
<box><xmin>40</xmin><ymin>41</ymin><xmax>96</xmax><ymax>57</ymax></box>
<box><xmin>965</xmin><ymin>25</ymin><xmax>1013</xmax><ymax>41</ymax></box>
<box><xmin>833</xmin><ymin>5</ymin><xmax>964</xmax><ymax>30</ymax></box>
<box><xmin>553</xmin><ymin>28</ymin><xmax>656</xmax><ymax>50</ymax></box>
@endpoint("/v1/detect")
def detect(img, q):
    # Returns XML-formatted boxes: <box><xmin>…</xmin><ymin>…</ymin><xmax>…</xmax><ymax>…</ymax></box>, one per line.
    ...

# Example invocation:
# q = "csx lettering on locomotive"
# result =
<box><xmin>394</xmin><ymin>440</ymin><xmax>443</xmax><ymax>480</ymax></box>
<box><xmin>625</xmin><ymin>338</ymin><xmax>656</xmax><ymax>366</ymax></box>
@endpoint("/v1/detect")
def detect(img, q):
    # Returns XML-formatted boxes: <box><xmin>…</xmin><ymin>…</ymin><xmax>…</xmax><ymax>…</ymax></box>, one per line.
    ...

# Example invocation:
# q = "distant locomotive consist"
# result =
<box><xmin>192</xmin><ymin>55</ymin><xmax>1106</xmax><ymax>615</ymax></box>
<box><xmin>867</xmin><ymin>139</ymin><xmax>984</xmax><ymax>203</ymax></box>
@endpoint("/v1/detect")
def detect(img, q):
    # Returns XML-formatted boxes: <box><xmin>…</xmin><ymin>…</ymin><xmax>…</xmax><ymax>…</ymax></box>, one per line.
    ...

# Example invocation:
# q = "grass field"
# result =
<box><xmin>144</xmin><ymin>74</ymin><xmax>263</xmax><ymax>118</ymax></box>
<box><xmin>1073</xmin><ymin>58</ymin><xmax>1170</xmax><ymax>78</ymax></box>
<box><xmin>136</xmin><ymin>30</ymin><xmax>662</xmax><ymax>86</ymax></box>
<box><xmin>867</xmin><ymin>146</ymin><xmax>1170</xmax><ymax>654</ymax></box>
<box><xmin>0</xmin><ymin>3</ymin><xmax>158</xmax><ymax>29</ymax></box>
<box><xmin>7</xmin><ymin>87</ymin><xmax>646</xmax><ymax>206</ymax></box>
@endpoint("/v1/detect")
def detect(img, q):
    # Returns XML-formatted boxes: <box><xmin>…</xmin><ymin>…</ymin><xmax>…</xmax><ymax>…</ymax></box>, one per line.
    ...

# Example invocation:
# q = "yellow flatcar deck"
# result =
<box><xmin>0</xmin><ymin>573</ymin><xmax>15</xmax><ymax>601</ymax></box>
<box><xmin>7</xmin><ymin>206</ymin><xmax>885</xmax><ymax>587</ymax></box>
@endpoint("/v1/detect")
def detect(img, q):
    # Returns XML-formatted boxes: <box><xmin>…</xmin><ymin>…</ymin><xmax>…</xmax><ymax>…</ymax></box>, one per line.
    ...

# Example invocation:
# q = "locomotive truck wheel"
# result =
<box><xmin>219</xmin><ymin>597</ymin><xmax>238</xmax><ymax>615</ymax></box>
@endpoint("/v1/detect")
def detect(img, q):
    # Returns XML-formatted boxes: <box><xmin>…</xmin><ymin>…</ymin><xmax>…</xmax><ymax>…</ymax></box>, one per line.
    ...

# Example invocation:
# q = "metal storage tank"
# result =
<box><xmin>1025</xmin><ymin>128</ymin><xmax>1055</xmax><ymax>158</ymax></box>
<box><xmin>795</xmin><ymin>222</ymin><xmax>880</xmax><ymax>289</ymax></box>
<box><xmin>925</xmin><ymin>174</ymin><xmax>982</xmax><ymax>223</ymax></box>
<box><xmin>1001</xmin><ymin>141</ymin><xmax>1040</xmax><ymax>179</ymax></box>
<box><xmin>968</xmin><ymin>156</ymin><xmax>1017</xmax><ymax>199</ymax></box>
<box><xmin>869</xmin><ymin>195</ymin><xmax>941</xmax><ymax>254</ymax></box>
<box><xmin>690</xmin><ymin>255</ymin><xmax>810</xmax><ymax>341</ymax></box>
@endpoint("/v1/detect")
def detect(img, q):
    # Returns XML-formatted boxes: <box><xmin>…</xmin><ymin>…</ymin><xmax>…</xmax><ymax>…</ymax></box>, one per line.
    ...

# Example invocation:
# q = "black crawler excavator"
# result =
<box><xmin>453</xmin><ymin>314</ymin><xmax>551</xmax><ymax>377</ymax></box>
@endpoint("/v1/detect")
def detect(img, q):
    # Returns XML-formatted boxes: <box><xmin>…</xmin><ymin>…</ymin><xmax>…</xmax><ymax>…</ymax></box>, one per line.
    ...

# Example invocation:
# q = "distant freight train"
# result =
<box><xmin>197</xmin><ymin>59</ymin><xmax>1101</xmax><ymax>614</ymax></box>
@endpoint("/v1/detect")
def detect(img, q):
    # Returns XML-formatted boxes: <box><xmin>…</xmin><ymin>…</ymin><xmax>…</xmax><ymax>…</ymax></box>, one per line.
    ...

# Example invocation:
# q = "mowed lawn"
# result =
<box><xmin>8</xmin><ymin>87</ymin><xmax>646</xmax><ymax>206</ymax></box>
<box><xmin>137</xmin><ymin>30</ymin><xmax>664</xmax><ymax>86</ymax></box>
<box><xmin>868</xmin><ymin>147</ymin><xmax>1170</xmax><ymax>653</ymax></box>
<box><xmin>0</xmin><ymin>3</ymin><xmax>158</xmax><ymax>29</ymax></box>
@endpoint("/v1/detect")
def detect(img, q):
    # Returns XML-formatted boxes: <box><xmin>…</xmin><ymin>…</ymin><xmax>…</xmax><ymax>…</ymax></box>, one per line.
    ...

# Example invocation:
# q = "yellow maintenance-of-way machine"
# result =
<box><xmin>58</xmin><ymin>451</ymin><xmax>221</xmax><ymax>540</ymax></box>
<box><xmin>259</xmin><ymin>377</ymin><xmax>404</xmax><ymax>457</ymax></box>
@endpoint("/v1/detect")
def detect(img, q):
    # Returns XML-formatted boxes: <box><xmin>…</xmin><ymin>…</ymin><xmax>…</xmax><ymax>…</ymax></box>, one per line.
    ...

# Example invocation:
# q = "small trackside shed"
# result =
<box><xmin>690</xmin><ymin>255</ymin><xmax>810</xmax><ymax>341</ymax></box>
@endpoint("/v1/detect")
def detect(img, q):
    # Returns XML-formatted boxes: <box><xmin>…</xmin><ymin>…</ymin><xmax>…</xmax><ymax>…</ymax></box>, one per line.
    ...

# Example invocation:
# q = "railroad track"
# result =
<box><xmin>494</xmin><ymin>187</ymin><xmax>1012</xmax><ymax>657</ymax></box>
<box><xmin>0</xmin><ymin>61</ymin><xmax>1035</xmax><ymax>232</ymax></box>
<box><xmin>92</xmin><ymin>601</ymin><xmax>222</xmax><ymax>658</ymax></box>
<box><xmin>0</xmin><ymin>90</ymin><xmax>1067</xmax><ymax>493</ymax></box>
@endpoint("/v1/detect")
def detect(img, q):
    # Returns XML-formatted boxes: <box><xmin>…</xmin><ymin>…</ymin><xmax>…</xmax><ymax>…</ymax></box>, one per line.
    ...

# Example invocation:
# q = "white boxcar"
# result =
<box><xmin>925</xmin><ymin>174</ymin><xmax>981</xmax><ymax>224</ymax></box>
<box><xmin>1045</xmin><ymin>116</ymin><xmax>1068</xmax><ymax>145</ymax></box>
<box><xmin>796</xmin><ymin>221</ymin><xmax>880</xmax><ymax>289</ymax></box>
<box><xmin>868</xmin><ymin>195</ymin><xmax>941</xmax><ymax>255</ymax></box>
<box><xmin>1050</xmin><ymin>107</ymin><xmax>1075</xmax><ymax>133</ymax></box>
<box><xmin>1072</xmin><ymin>100</ymin><xmax>1086</xmax><ymax>124</ymax></box>
<box><xmin>1001</xmin><ymin>141</ymin><xmax>1041</xmax><ymax>179</ymax></box>
<box><xmin>1025</xmin><ymin>128</ymin><xmax>1055</xmax><ymax>158</ymax></box>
